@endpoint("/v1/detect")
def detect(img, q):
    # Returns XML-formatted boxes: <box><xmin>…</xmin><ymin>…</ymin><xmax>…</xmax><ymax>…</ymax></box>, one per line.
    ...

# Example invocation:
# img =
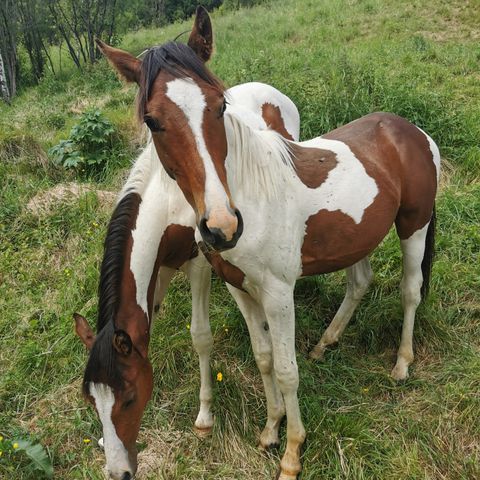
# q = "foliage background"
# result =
<box><xmin>0</xmin><ymin>0</ymin><xmax>479</xmax><ymax>478</ymax></box>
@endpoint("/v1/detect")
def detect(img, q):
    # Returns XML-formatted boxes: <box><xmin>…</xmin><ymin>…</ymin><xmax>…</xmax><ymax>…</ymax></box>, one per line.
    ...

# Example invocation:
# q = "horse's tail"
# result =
<box><xmin>421</xmin><ymin>205</ymin><xmax>436</xmax><ymax>299</ymax></box>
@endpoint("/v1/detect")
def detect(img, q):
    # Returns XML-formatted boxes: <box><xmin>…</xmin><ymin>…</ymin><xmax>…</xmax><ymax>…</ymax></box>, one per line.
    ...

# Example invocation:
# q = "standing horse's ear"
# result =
<box><xmin>187</xmin><ymin>6</ymin><xmax>213</xmax><ymax>63</ymax></box>
<box><xmin>113</xmin><ymin>329</ymin><xmax>133</xmax><ymax>356</ymax></box>
<box><xmin>74</xmin><ymin>313</ymin><xmax>95</xmax><ymax>350</ymax></box>
<box><xmin>96</xmin><ymin>39</ymin><xmax>141</xmax><ymax>84</ymax></box>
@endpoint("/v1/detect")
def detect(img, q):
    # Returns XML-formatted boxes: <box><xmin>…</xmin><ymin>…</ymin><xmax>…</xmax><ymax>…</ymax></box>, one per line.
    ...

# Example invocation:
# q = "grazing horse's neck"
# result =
<box><xmin>99</xmin><ymin>142</ymin><xmax>171</xmax><ymax>349</ymax></box>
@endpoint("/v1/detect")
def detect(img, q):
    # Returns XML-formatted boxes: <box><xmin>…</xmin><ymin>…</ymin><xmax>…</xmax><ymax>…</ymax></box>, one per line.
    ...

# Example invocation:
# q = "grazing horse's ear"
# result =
<box><xmin>187</xmin><ymin>6</ymin><xmax>213</xmax><ymax>63</ymax></box>
<box><xmin>73</xmin><ymin>313</ymin><xmax>95</xmax><ymax>350</ymax></box>
<box><xmin>96</xmin><ymin>39</ymin><xmax>141</xmax><ymax>84</ymax></box>
<box><xmin>113</xmin><ymin>329</ymin><xmax>133</xmax><ymax>356</ymax></box>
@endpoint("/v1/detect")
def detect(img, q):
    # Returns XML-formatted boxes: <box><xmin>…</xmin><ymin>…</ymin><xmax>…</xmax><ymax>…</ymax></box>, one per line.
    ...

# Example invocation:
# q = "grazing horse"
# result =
<box><xmin>74</xmin><ymin>81</ymin><xmax>299</xmax><ymax>479</ymax></box>
<box><xmin>97</xmin><ymin>6</ymin><xmax>440</xmax><ymax>479</ymax></box>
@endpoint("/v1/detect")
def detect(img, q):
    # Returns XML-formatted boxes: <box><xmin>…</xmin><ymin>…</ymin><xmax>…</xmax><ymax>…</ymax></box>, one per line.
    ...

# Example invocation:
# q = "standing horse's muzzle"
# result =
<box><xmin>199</xmin><ymin>209</ymin><xmax>243</xmax><ymax>251</ymax></box>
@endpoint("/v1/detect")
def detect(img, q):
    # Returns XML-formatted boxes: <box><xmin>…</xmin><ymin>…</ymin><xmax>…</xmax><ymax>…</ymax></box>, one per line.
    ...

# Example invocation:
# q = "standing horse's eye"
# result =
<box><xmin>144</xmin><ymin>116</ymin><xmax>165</xmax><ymax>132</ymax></box>
<box><xmin>219</xmin><ymin>100</ymin><xmax>227</xmax><ymax>118</ymax></box>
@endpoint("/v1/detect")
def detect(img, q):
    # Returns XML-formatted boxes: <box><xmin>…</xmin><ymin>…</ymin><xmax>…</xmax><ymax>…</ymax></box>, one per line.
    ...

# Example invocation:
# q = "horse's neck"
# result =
<box><xmin>224</xmin><ymin>112</ymin><xmax>296</xmax><ymax>200</ymax></box>
<box><xmin>116</xmin><ymin>144</ymin><xmax>187</xmax><ymax>327</ymax></box>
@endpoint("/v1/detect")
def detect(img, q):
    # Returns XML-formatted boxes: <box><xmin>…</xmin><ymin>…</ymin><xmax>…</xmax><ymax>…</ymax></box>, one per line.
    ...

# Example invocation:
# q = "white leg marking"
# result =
<box><xmin>89</xmin><ymin>383</ymin><xmax>132</xmax><ymax>478</ymax></box>
<box><xmin>392</xmin><ymin>223</ymin><xmax>429</xmax><ymax>380</ymax></box>
<box><xmin>227</xmin><ymin>285</ymin><xmax>285</xmax><ymax>448</ymax></box>
<box><xmin>183</xmin><ymin>256</ymin><xmax>215</xmax><ymax>432</ymax></box>
<box><xmin>310</xmin><ymin>258</ymin><xmax>373</xmax><ymax>360</ymax></box>
<box><xmin>260</xmin><ymin>278</ymin><xmax>305</xmax><ymax>478</ymax></box>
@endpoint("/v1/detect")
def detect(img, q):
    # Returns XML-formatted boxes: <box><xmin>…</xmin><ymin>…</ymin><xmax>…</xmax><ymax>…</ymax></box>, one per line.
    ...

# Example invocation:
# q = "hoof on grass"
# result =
<box><xmin>275</xmin><ymin>469</ymin><xmax>298</xmax><ymax>480</ymax></box>
<box><xmin>308</xmin><ymin>348</ymin><xmax>325</xmax><ymax>361</ymax></box>
<box><xmin>193</xmin><ymin>425</ymin><xmax>213</xmax><ymax>438</ymax></box>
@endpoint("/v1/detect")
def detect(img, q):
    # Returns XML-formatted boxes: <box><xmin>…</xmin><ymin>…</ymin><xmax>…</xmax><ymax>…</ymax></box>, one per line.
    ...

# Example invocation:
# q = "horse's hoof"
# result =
<box><xmin>391</xmin><ymin>363</ymin><xmax>409</xmax><ymax>381</ymax></box>
<box><xmin>275</xmin><ymin>469</ymin><xmax>298</xmax><ymax>480</ymax></box>
<box><xmin>193</xmin><ymin>425</ymin><xmax>213</xmax><ymax>438</ymax></box>
<box><xmin>309</xmin><ymin>347</ymin><xmax>325</xmax><ymax>361</ymax></box>
<box><xmin>259</xmin><ymin>441</ymin><xmax>280</xmax><ymax>452</ymax></box>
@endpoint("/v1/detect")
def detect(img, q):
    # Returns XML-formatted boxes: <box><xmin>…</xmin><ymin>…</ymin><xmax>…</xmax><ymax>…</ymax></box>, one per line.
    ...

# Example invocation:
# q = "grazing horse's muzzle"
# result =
<box><xmin>199</xmin><ymin>209</ymin><xmax>243</xmax><ymax>251</ymax></box>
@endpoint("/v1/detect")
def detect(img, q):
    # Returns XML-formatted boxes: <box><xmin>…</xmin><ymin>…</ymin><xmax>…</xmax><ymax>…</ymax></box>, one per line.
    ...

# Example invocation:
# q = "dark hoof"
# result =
<box><xmin>266</xmin><ymin>442</ymin><xmax>280</xmax><ymax>451</ymax></box>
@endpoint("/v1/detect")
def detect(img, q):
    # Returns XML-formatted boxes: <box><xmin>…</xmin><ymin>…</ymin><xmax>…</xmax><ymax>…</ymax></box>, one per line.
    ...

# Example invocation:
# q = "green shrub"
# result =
<box><xmin>48</xmin><ymin>109</ymin><xmax>121</xmax><ymax>178</ymax></box>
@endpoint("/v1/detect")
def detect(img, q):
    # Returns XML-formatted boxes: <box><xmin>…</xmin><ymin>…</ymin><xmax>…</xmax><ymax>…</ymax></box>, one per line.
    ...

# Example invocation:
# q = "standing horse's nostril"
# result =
<box><xmin>121</xmin><ymin>473</ymin><xmax>132</xmax><ymax>480</ymax></box>
<box><xmin>198</xmin><ymin>210</ymin><xmax>243</xmax><ymax>251</ymax></box>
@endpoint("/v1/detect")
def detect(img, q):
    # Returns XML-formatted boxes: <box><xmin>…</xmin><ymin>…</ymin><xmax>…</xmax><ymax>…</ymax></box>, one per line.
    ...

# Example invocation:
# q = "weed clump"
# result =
<box><xmin>48</xmin><ymin>109</ymin><xmax>128</xmax><ymax>180</ymax></box>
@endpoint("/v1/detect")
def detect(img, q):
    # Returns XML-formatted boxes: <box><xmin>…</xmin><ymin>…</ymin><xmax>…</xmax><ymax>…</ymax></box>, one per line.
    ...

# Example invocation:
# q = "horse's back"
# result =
<box><xmin>227</xmin><ymin>82</ymin><xmax>300</xmax><ymax>141</ymax></box>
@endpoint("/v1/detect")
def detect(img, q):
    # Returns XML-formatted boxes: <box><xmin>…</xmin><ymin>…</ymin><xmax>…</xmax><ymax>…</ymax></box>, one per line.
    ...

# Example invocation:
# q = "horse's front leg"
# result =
<box><xmin>183</xmin><ymin>255</ymin><xmax>214</xmax><ymax>434</ymax></box>
<box><xmin>260</xmin><ymin>279</ymin><xmax>305</xmax><ymax>480</ymax></box>
<box><xmin>226</xmin><ymin>285</ymin><xmax>285</xmax><ymax>449</ymax></box>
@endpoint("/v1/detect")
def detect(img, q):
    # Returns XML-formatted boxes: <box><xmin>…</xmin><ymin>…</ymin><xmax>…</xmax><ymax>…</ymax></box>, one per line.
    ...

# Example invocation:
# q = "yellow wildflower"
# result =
<box><xmin>361</xmin><ymin>387</ymin><xmax>369</xmax><ymax>394</ymax></box>
<box><xmin>13</xmin><ymin>443</ymin><xmax>19</xmax><ymax>449</ymax></box>
<box><xmin>0</xmin><ymin>451</ymin><xmax>3</xmax><ymax>456</ymax></box>
<box><xmin>83</xmin><ymin>438</ymin><xmax>91</xmax><ymax>444</ymax></box>
<box><xmin>216</xmin><ymin>372</ymin><xmax>223</xmax><ymax>382</ymax></box>
<box><xmin>186</xmin><ymin>324</ymin><xmax>191</xmax><ymax>330</ymax></box>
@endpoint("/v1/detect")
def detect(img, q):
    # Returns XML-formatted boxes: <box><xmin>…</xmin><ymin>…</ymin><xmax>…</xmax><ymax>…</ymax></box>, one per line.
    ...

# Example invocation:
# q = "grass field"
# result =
<box><xmin>1</xmin><ymin>0</ymin><xmax>479</xmax><ymax>478</ymax></box>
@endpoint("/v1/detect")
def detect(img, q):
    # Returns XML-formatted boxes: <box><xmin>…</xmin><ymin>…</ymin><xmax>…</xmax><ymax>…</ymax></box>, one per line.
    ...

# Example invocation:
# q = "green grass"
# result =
<box><xmin>1</xmin><ymin>0</ymin><xmax>479</xmax><ymax>478</ymax></box>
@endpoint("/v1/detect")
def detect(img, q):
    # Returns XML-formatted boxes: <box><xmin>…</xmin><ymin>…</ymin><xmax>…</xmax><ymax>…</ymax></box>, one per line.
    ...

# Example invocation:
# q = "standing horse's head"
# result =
<box><xmin>74</xmin><ymin>312</ymin><xmax>153</xmax><ymax>480</ymax></box>
<box><xmin>98</xmin><ymin>7</ymin><xmax>242</xmax><ymax>251</ymax></box>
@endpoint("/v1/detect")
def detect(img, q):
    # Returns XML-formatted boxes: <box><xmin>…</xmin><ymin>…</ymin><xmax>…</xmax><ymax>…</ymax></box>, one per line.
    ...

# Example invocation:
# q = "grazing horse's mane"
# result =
<box><xmin>83</xmin><ymin>146</ymin><xmax>157</xmax><ymax>394</ymax></box>
<box><xmin>137</xmin><ymin>41</ymin><xmax>224</xmax><ymax>120</ymax></box>
<box><xmin>225</xmin><ymin>112</ymin><xmax>296</xmax><ymax>199</ymax></box>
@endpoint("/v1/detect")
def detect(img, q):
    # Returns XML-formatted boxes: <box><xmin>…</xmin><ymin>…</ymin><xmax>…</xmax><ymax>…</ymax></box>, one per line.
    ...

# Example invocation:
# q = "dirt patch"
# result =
<box><xmin>26</xmin><ymin>182</ymin><xmax>117</xmax><ymax>215</ymax></box>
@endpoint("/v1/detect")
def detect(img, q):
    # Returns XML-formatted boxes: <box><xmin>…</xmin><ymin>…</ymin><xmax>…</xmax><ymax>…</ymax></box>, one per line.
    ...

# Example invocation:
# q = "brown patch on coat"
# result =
<box><xmin>261</xmin><ymin>103</ymin><xmax>293</xmax><ymax>140</ymax></box>
<box><xmin>301</xmin><ymin>112</ymin><xmax>437</xmax><ymax>275</ymax></box>
<box><xmin>198</xmin><ymin>242</ymin><xmax>246</xmax><ymax>290</ymax></box>
<box><xmin>146</xmin><ymin>224</ymin><xmax>198</xmax><ymax>316</ymax></box>
<box><xmin>289</xmin><ymin>143</ymin><xmax>338</xmax><ymax>188</ymax></box>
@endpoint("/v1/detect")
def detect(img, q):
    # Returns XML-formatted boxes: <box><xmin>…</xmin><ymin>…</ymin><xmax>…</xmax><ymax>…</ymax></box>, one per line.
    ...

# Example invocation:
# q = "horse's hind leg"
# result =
<box><xmin>310</xmin><ymin>257</ymin><xmax>373</xmax><ymax>360</ymax></box>
<box><xmin>391</xmin><ymin>221</ymin><xmax>431</xmax><ymax>380</ymax></box>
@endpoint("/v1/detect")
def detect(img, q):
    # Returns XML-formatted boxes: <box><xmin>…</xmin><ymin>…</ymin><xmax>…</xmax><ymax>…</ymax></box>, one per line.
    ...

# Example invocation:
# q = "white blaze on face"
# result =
<box><xmin>89</xmin><ymin>383</ymin><xmax>132</xmax><ymax>478</ymax></box>
<box><xmin>165</xmin><ymin>78</ymin><xmax>232</xmax><ymax>229</ymax></box>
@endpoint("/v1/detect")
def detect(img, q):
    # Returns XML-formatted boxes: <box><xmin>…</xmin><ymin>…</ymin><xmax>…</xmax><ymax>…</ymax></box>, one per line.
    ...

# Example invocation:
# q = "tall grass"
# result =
<box><xmin>0</xmin><ymin>0</ymin><xmax>479</xmax><ymax>478</ymax></box>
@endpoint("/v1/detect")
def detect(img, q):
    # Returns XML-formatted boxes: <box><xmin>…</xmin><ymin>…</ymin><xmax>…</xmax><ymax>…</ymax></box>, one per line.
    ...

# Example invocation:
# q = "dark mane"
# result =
<box><xmin>137</xmin><ymin>41</ymin><xmax>224</xmax><ymax>120</ymax></box>
<box><xmin>83</xmin><ymin>192</ymin><xmax>141</xmax><ymax>394</ymax></box>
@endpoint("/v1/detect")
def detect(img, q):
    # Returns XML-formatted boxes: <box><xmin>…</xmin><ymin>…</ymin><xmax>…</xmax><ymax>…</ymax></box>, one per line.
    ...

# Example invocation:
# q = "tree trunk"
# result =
<box><xmin>0</xmin><ymin>52</ymin><xmax>10</xmax><ymax>103</ymax></box>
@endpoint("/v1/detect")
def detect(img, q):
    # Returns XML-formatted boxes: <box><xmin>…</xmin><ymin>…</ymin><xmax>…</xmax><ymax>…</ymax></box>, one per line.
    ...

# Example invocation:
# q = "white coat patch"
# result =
<box><xmin>130</xmin><ymin>161</ymin><xmax>195</xmax><ymax>317</ymax></box>
<box><xmin>417</xmin><ymin>127</ymin><xmax>441</xmax><ymax>182</ymax></box>
<box><xmin>300</xmin><ymin>138</ymin><xmax>379</xmax><ymax>224</ymax></box>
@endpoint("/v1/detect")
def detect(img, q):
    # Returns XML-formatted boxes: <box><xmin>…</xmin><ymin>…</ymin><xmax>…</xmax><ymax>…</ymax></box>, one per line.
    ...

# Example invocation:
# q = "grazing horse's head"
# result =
<box><xmin>75</xmin><ymin>314</ymin><xmax>153</xmax><ymax>480</ymax></box>
<box><xmin>97</xmin><ymin>7</ymin><xmax>242</xmax><ymax>251</ymax></box>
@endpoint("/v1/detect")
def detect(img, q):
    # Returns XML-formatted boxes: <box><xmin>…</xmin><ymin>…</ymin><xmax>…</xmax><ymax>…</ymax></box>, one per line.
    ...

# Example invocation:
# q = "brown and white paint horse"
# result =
<box><xmin>98</xmin><ymin>6</ymin><xmax>440</xmax><ymax>479</ymax></box>
<box><xmin>74</xmin><ymin>80</ymin><xmax>299</xmax><ymax>479</ymax></box>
